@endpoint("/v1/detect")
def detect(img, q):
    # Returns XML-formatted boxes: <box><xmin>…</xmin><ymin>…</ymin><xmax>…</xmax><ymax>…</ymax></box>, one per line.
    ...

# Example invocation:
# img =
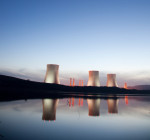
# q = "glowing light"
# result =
<box><xmin>125</xmin><ymin>96</ymin><xmax>128</xmax><ymax>105</ymax></box>
<box><xmin>73</xmin><ymin>78</ymin><xmax>75</xmax><ymax>86</ymax></box>
<box><xmin>72</xmin><ymin>98</ymin><xmax>74</xmax><ymax>106</ymax></box>
<box><xmin>124</xmin><ymin>83</ymin><xmax>128</xmax><ymax>89</ymax></box>
<box><xmin>82</xmin><ymin>80</ymin><xmax>83</xmax><ymax>86</ymax></box>
<box><xmin>81</xmin><ymin>98</ymin><xmax>83</xmax><ymax>106</ymax></box>
<box><xmin>69</xmin><ymin>98</ymin><xmax>71</xmax><ymax>107</ymax></box>
<box><xmin>79</xmin><ymin>80</ymin><xmax>81</xmax><ymax>86</ymax></box>
<box><xmin>70</xmin><ymin>78</ymin><xmax>72</xmax><ymax>86</ymax></box>
<box><xmin>78</xmin><ymin>98</ymin><xmax>80</xmax><ymax>106</ymax></box>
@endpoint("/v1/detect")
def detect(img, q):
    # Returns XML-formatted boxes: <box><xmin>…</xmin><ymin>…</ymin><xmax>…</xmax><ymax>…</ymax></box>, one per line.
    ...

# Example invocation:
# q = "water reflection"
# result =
<box><xmin>68</xmin><ymin>98</ymin><xmax>75</xmax><ymax>107</ymax></box>
<box><xmin>42</xmin><ymin>99</ymin><xmax>59</xmax><ymax>121</ymax></box>
<box><xmin>1</xmin><ymin>96</ymin><xmax>150</xmax><ymax>140</ymax></box>
<box><xmin>78</xmin><ymin>98</ymin><xmax>83</xmax><ymax>106</ymax></box>
<box><xmin>87</xmin><ymin>99</ymin><xmax>100</xmax><ymax>116</ymax></box>
<box><xmin>42</xmin><ymin>97</ymin><xmax>120</xmax><ymax>120</ymax></box>
<box><xmin>125</xmin><ymin>96</ymin><xmax>128</xmax><ymax>105</ymax></box>
<box><xmin>67</xmin><ymin>98</ymin><xmax>84</xmax><ymax>107</ymax></box>
<box><xmin>107</xmin><ymin>98</ymin><xmax>119</xmax><ymax>114</ymax></box>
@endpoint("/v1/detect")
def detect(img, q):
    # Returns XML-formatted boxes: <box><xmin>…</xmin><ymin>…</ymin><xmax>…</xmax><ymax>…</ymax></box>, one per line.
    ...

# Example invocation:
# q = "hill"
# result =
<box><xmin>0</xmin><ymin>75</ymin><xmax>150</xmax><ymax>101</ymax></box>
<box><xmin>128</xmin><ymin>85</ymin><xmax>150</xmax><ymax>90</ymax></box>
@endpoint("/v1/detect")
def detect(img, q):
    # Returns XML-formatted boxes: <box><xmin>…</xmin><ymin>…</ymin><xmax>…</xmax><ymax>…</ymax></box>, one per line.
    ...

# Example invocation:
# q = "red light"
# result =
<box><xmin>125</xmin><ymin>96</ymin><xmax>128</xmax><ymax>105</ymax></box>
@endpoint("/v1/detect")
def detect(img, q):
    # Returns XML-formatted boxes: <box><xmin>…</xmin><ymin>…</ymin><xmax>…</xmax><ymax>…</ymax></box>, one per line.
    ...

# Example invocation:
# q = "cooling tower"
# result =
<box><xmin>44</xmin><ymin>64</ymin><xmax>60</xmax><ymax>84</ymax></box>
<box><xmin>87</xmin><ymin>99</ymin><xmax>100</xmax><ymax>116</ymax></box>
<box><xmin>87</xmin><ymin>71</ymin><xmax>100</xmax><ymax>86</ymax></box>
<box><xmin>107</xmin><ymin>98</ymin><xmax>119</xmax><ymax>114</ymax></box>
<box><xmin>42</xmin><ymin>99</ymin><xmax>59</xmax><ymax>121</ymax></box>
<box><xmin>107</xmin><ymin>74</ymin><xmax>118</xmax><ymax>87</ymax></box>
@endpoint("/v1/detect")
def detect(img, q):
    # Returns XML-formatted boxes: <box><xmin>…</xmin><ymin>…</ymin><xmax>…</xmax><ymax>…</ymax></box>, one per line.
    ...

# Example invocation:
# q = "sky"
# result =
<box><xmin>0</xmin><ymin>0</ymin><xmax>150</xmax><ymax>86</ymax></box>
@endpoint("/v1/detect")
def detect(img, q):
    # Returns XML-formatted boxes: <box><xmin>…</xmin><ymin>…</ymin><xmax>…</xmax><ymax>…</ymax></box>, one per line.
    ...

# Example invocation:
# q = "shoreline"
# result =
<box><xmin>0</xmin><ymin>74</ymin><xmax>150</xmax><ymax>101</ymax></box>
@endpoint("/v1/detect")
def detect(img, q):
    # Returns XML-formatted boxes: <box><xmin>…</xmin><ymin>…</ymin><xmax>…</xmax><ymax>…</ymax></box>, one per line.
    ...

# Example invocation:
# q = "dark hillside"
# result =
<box><xmin>0</xmin><ymin>75</ymin><xmax>150</xmax><ymax>101</ymax></box>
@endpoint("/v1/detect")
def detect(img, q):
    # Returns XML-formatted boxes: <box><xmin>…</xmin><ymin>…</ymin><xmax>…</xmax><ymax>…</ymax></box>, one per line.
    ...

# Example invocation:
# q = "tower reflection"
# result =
<box><xmin>42</xmin><ymin>99</ymin><xmax>59</xmax><ymax>121</ymax></box>
<box><xmin>78</xmin><ymin>98</ymin><xmax>83</xmax><ymax>106</ymax></box>
<box><xmin>125</xmin><ymin>96</ymin><xmax>128</xmax><ymax>105</ymax></box>
<box><xmin>107</xmin><ymin>98</ymin><xmax>119</xmax><ymax>114</ymax></box>
<box><xmin>87</xmin><ymin>99</ymin><xmax>100</xmax><ymax>116</ymax></box>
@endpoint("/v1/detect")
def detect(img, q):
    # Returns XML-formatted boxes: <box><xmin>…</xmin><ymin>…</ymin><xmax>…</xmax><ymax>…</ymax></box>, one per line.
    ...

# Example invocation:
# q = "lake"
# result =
<box><xmin>0</xmin><ymin>95</ymin><xmax>150</xmax><ymax>140</ymax></box>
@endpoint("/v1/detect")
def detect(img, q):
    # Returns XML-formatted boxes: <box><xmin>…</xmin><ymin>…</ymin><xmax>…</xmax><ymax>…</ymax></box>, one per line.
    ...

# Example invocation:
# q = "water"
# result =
<box><xmin>0</xmin><ymin>95</ymin><xmax>150</xmax><ymax>140</ymax></box>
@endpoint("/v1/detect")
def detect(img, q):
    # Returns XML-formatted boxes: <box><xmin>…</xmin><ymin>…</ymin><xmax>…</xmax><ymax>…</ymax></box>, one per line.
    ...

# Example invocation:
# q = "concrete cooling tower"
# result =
<box><xmin>107</xmin><ymin>99</ymin><xmax>119</xmax><ymax>114</ymax></box>
<box><xmin>87</xmin><ymin>71</ymin><xmax>100</xmax><ymax>86</ymax></box>
<box><xmin>107</xmin><ymin>74</ymin><xmax>118</xmax><ymax>87</ymax></box>
<box><xmin>42</xmin><ymin>99</ymin><xmax>59</xmax><ymax>121</ymax></box>
<box><xmin>44</xmin><ymin>64</ymin><xmax>60</xmax><ymax>84</ymax></box>
<box><xmin>87</xmin><ymin>99</ymin><xmax>100</xmax><ymax>116</ymax></box>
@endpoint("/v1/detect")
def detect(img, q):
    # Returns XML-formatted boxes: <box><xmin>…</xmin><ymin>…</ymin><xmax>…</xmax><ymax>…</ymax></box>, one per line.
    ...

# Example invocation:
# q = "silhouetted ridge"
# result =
<box><xmin>0</xmin><ymin>75</ymin><xmax>150</xmax><ymax>101</ymax></box>
<box><xmin>0</xmin><ymin>75</ymin><xmax>125</xmax><ymax>93</ymax></box>
<box><xmin>128</xmin><ymin>85</ymin><xmax>150</xmax><ymax>90</ymax></box>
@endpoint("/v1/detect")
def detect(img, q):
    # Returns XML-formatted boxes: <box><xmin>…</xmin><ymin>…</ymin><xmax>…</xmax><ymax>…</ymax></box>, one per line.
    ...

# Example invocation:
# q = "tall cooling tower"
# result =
<box><xmin>107</xmin><ymin>74</ymin><xmax>118</xmax><ymax>87</ymax></box>
<box><xmin>44</xmin><ymin>64</ymin><xmax>60</xmax><ymax>84</ymax></box>
<box><xmin>87</xmin><ymin>71</ymin><xmax>100</xmax><ymax>86</ymax></box>
<box><xmin>87</xmin><ymin>99</ymin><xmax>100</xmax><ymax>116</ymax></box>
<box><xmin>42</xmin><ymin>99</ymin><xmax>59</xmax><ymax>121</ymax></box>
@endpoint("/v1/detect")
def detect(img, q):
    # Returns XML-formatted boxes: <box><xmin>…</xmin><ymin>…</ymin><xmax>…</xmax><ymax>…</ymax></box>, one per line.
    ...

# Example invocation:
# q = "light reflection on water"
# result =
<box><xmin>0</xmin><ymin>95</ymin><xmax>150</xmax><ymax>140</ymax></box>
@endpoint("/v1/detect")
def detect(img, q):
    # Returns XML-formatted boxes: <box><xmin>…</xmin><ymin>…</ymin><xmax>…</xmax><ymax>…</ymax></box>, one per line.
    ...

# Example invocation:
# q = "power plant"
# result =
<box><xmin>44</xmin><ymin>64</ymin><xmax>121</xmax><ymax>87</ymax></box>
<box><xmin>42</xmin><ymin>99</ymin><xmax>59</xmax><ymax>121</ymax></box>
<box><xmin>87</xmin><ymin>71</ymin><xmax>100</xmax><ymax>86</ymax></box>
<box><xmin>87</xmin><ymin>99</ymin><xmax>100</xmax><ymax>116</ymax></box>
<box><xmin>107</xmin><ymin>74</ymin><xmax>118</xmax><ymax>87</ymax></box>
<box><xmin>44</xmin><ymin>64</ymin><xmax>60</xmax><ymax>84</ymax></box>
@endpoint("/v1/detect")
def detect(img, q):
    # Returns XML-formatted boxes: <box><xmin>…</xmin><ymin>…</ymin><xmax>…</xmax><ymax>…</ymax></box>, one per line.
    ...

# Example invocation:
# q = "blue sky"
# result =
<box><xmin>0</xmin><ymin>0</ymin><xmax>150</xmax><ymax>86</ymax></box>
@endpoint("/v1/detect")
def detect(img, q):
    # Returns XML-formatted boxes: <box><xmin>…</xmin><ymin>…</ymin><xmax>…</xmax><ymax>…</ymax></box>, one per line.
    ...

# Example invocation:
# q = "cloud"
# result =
<box><xmin>117</xmin><ymin>70</ymin><xmax>150</xmax><ymax>86</ymax></box>
<box><xmin>0</xmin><ymin>68</ymin><xmax>45</xmax><ymax>82</ymax></box>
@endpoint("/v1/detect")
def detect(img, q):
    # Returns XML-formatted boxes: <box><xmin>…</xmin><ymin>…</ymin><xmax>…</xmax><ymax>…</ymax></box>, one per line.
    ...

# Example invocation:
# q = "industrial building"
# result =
<box><xmin>87</xmin><ymin>71</ymin><xmax>100</xmax><ymax>86</ymax></box>
<box><xmin>44</xmin><ymin>64</ymin><xmax>60</xmax><ymax>84</ymax></box>
<box><xmin>107</xmin><ymin>74</ymin><xmax>118</xmax><ymax>87</ymax></box>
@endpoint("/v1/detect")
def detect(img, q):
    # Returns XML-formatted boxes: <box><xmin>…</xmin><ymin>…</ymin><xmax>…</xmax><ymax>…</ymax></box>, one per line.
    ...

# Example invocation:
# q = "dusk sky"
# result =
<box><xmin>0</xmin><ymin>0</ymin><xmax>150</xmax><ymax>86</ymax></box>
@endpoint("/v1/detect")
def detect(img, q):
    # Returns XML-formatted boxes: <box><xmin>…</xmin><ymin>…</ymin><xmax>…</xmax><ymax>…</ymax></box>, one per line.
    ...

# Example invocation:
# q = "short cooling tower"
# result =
<box><xmin>87</xmin><ymin>71</ymin><xmax>100</xmax><ymax>86</ymax></box>
<box><xmin>87</xmin><ymin>99</ymin><xmax>100</xmax><ymax>116</ymax></box>
<box><xmin>42</xmin><ymin>99</ymin><xmax>59</xmax><ymax>121</ymax></box>
<box><xmin>44</xmin><ymin>64</ymin><xmax>60</xmax><ymax>84</ymax></box>
<box><xmin>107</xmin><ymin>74</ymin><xmax>118</xmax><ymax>87</ymax></box>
